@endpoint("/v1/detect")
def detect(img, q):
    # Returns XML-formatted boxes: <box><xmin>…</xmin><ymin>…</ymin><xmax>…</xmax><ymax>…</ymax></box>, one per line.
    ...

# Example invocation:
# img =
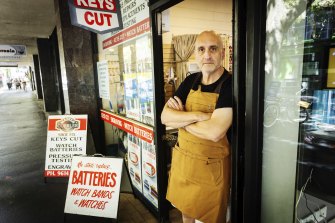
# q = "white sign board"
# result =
<box><xmin>44</xmin><ymin>115</ymin><xmax>87</xmax><ymax>177</ymax></box>
<box><xmin>97</xmin><ymin>60</ymin><xmax>110</xmax><ymax>100</ymax></box>
<box><xmin>120</xmin><ymin>0</ymin><xmax>149</xmax><ymax>29</ymax></box>
<box><xmin>102</xmin><ymin>0</ymin><xmax>150</xmax><ymax>49</ymax></box>
<box><xmin>64</xmin><ymin>156</ymin><xmax>123</xmax><ymax>219</ymax></box>
<box><xmin>0</xmin><ymin>45</ymin><xmax>26</xmax><ymax>59</ymax></box>
<box><xmin>68</xmin><ymin>0</ymin><xmax>123</xmax><ymax>34</ymax></box>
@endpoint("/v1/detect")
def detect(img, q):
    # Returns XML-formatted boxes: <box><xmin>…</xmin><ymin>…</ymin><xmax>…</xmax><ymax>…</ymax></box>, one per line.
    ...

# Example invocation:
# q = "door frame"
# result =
<box><xmin>243</xmin><ymin>0</ymin><xmax>267</xmax><ymax>221</ymax></box>
<box><xmin>149</xmin><ymin>0</ymin><xmax>184</xmax><ymax>221</ymax></box>
<box><xmin>232</xmin><ymin>0</ymin><xmax>246</xmax><ymax>221</ymax></box>
<box><xmin>149</xmin><ymin>0</ymin><xmax>253</xmax><ymax>222</ymax></box>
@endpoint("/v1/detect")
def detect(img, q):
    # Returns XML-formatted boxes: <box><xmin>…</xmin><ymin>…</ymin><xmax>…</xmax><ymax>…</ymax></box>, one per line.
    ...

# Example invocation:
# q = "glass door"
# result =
<box><xmin>262</xmin><ymin>1</ymin><xmax>335</xmax><ymax>222</ymax></box>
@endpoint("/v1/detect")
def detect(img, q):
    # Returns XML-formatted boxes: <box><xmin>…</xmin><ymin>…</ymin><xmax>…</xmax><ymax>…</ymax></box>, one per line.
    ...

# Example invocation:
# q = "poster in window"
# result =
<box><xmin>141</xmin><ymin>140</ymin><xmax>158</xmax><ymax>208</ymax></box>
<box><xmin>136</xmin><ymin>35</ymin><xmax>154</xmax><ymax>126</ymax></box>
<box><xmin>127</xmin><ymin>134</ymin><xmax>142</xmax><ymax>192</ymax></box>
<box><xmin>97</xmin><ymin>60</ymin><xmax>110</xmax><ymax>100</ymax></box>
<box><xmin>123</xmin><ymin>45</ymin><xmax>141</xmax><ymax>121</ymax></box>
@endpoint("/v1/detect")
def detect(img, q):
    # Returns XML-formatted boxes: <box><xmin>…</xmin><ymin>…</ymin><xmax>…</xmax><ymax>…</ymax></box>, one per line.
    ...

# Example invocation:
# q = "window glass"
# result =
<box><xmin>262</xmin><ymin>1</ymin><xmax>335</xmax><ymax>222</ymax></box>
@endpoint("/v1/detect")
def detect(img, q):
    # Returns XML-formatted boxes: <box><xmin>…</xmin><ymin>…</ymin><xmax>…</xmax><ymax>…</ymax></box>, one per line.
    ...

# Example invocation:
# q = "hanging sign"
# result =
<box><xmin>0</xmin><ymin>45</ymin><xmax>26</xmax><ymax>59</ymax></box>
<box><xmin>64</xmin><ymin>155</ymin><xmax>123</xmax><ymax>219</ymax></box>
<box><xmin>44</xmin><ymin>115</ymin><xmax>88</xmax><ymax>177</ymax></box>
<box><xmin>68</xmin><ymin>0</ymin><xmax>123</xmax><ymax>34</ymax></box>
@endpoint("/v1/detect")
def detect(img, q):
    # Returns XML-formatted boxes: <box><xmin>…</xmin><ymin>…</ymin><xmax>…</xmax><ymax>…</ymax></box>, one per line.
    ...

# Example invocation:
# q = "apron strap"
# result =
<box><xmin>191</xmin><ymin>69</ymin><xmax>231</xmax><ymax>93</ymax></box>
<box><xmin>191</xmin><ymin>72</ymin><xmax>202</xmax><ymax>90</ymax></box>
<box><xmin>213</xmin><ymin>69</ymin><xmax>231</xmax><ymax>93</ymax></box>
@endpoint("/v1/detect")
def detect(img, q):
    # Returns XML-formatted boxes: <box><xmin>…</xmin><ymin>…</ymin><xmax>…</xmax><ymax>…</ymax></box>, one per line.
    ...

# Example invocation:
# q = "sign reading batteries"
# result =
<box><xmin>64</xmin><ymin>156</ymin><xmax>123</xmax><ymax>219</ymax></box>
<box><xmin>44</xmin><ymin>115</ymin><xmax>87</xmax><ymax>177</ymax></box>
<box><xmin>68</xmin><ymin>0</ymin><xmax>123</xmax><ymax>34</ymax></box>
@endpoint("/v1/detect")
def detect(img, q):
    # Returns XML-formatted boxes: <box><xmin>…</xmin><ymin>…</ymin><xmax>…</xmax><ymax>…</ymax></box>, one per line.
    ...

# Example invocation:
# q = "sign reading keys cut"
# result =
<box><xmin>44</xmin><ymin>115</ymin><xmax>88</xmax><ymax>177</ymax></box>
<box><xmin>68</xmin><ymin>0</ymin><xmax>123</xmax><ymax>34</ymax></box>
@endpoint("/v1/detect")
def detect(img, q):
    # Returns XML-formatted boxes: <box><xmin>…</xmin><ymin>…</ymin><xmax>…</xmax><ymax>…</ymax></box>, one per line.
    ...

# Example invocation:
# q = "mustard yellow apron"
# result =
<box><xmin>166</xmin><ymin>84</ymin><xmax>231</xmax><ymax>223</ymax></box>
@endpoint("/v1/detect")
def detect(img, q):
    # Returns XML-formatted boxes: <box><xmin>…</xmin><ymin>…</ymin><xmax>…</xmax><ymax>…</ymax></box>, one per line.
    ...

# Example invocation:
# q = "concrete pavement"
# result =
<box><xmin>0</xmin><ymin>88</ymin><xmax>69</xmax><ymax>223</ymax></box>
<box><xmin>0</xmin><ymin>87</ymin><xmax>182</xmax><ymax>223</ymax></box>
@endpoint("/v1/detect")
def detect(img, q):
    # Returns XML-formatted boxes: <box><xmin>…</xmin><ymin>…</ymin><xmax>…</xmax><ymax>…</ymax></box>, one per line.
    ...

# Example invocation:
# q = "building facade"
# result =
<box><xmin>25</xmin><ymin>0</ymin><xmax>335</xmax><ymax>222</ymax></box>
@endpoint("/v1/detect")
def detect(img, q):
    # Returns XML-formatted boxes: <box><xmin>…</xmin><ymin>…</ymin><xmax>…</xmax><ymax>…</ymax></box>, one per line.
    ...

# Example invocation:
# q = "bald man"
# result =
<box><xmin>161</xmin><ymin>30</ymin><xmax>232</xmax><ymax>223</ymax></box>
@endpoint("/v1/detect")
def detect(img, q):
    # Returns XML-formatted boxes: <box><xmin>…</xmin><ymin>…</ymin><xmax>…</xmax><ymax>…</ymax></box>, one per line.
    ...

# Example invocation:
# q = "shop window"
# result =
<box><xmin>262</xmin><ymin>1</ymin><xmax>335</xmax><ymax>222</ymax></box>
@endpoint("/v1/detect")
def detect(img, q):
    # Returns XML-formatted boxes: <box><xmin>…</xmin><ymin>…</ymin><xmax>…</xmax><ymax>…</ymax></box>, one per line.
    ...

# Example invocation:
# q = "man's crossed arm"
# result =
<box><xmin>161</xmin><ymin>96</ymin><xmax>232</xmax><ymax>142</ymax></box>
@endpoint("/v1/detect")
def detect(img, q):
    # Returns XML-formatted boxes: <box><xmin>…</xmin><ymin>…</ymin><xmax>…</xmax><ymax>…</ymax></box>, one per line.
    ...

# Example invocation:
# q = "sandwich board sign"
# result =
<box><xmin>64</xmin><ymin>155</ymin><xmax>123</xmax><ymax>219</ymax></box>
<box><xmin>44</xmin><ymin>115</ymin><xmax>88</xmax><ymax>177</ymax></box>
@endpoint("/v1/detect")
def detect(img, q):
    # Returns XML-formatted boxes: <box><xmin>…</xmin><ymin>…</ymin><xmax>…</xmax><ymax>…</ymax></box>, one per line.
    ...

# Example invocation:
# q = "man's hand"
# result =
<box><xmin>167</xmin><ymin>96</ymin><xmax>184</xmax><ymax>111</ymax></box>
<box><xmin>184</xmin><ymin>107</ymin><xmax>232</xmax><ymax>142</ymax></box>
<box><xmin>161</xmin><ymin>96</ymin><xmax>211</xmax><ymax>128</ymax></box>
<box><xmin>167</xmin><ymin>96</ymin><xmax>211</xmax><ymax>121</ymax></box>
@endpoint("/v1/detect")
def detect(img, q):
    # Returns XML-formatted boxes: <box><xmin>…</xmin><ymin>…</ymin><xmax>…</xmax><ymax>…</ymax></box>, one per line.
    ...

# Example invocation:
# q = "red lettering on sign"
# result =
<box><xmin>78</xmin><ymin>199</ymin><xmax>109</xmax><ymax>210</ymax></box>
<box><xmin>74</xmin><ymin>0</ymin><xmax>116</xmax><ymax>11</ymax></box>
<box><xmin>103</xmin><ymin>18</ymin><xmax>150</xmax><ymax>49</ymax></box>
<box><xmin>72</xmin><ymin>170</ymin><xmax>117</xmax><ymax>187</ymax></box>
<box><xmin>100</xmin><ymin>110</ymin><xmax>154</xmax><ymax>143</ymax></box>
<box><xmin>44</xmin><ymin>170</ymin><xmax>70</xmax><ymax>177</ymax></box>
<box><xmin>84</xmin><ymin>11</ymin><xmax>94</xmax><ymax>25</ymax></box>
<box><xmin>103</xmin><ymin>14</ymin><xmax>112</xmax><ymax>26</ymax></box>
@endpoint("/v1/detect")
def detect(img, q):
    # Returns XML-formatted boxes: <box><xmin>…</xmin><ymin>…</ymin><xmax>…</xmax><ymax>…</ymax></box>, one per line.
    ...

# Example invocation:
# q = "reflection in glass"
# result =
<box><xmin>262</xmin><ymin>0</ymin><xmax>335</xmax><ymax>222</ymax></box>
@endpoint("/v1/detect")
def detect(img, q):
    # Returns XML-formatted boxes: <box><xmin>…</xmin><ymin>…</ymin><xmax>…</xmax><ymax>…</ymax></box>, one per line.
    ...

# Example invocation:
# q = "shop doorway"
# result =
<box><xmin>150</xmin><ymin>0</ymin><xmax>234</xmax><ymax>222</ymax></box>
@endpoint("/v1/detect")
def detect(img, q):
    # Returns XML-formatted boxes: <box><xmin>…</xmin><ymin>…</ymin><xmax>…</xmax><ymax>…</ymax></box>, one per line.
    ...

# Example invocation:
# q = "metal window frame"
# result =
<box><xmin>242</xmin><ymin>0</ymin><xmax>267</xmax><ymax>221</ymax></box>
<box><xmin>149</xmin><ymin>1</ymin><xmax>184</xmax><ymax>222</ymax></box>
